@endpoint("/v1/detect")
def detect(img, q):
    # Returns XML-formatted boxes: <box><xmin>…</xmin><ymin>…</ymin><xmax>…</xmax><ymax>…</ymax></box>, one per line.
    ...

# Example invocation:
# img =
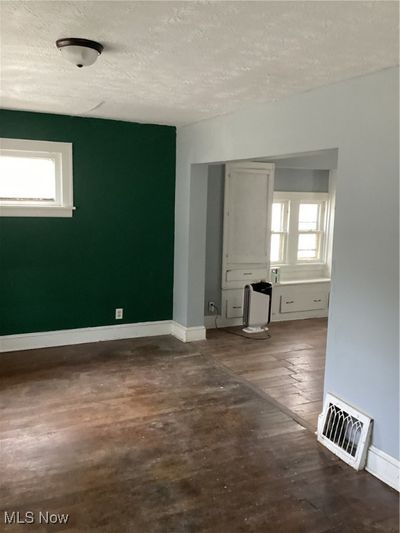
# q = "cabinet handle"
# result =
<box><xmin>243</xmin><ymin>272</ymin><xmax>253</xmax><ymax>275</ymax></box>
<box><xmin>313</xmin><ymin>299</ymin><xmax>322</xmax><ymax>302</ymax></box>
<box><xmin>286</xmin><ymin>300</ymin><xmax>294</xmax><ymax>304</ymax></box>
<box><xmin>232</xmin><ymin>306</ymin><xmax>242</xmax><ymax>309</ymax></box>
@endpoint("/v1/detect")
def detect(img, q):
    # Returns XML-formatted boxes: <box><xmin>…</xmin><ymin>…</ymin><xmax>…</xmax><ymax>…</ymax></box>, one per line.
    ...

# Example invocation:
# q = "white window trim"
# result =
<box><xmin>0</xmin><ymin>138</ymin><xmax>74</xmax><ymax>217</ymax></box>
<box><xmin>270</xmin><ymin>199</ymin><xmax>289</xmax><ymax>264</ymax></box>
<box><xmin>272</xmin><ymin>191</ymin><xmax>330</xmax><ymax>271</ymax></box>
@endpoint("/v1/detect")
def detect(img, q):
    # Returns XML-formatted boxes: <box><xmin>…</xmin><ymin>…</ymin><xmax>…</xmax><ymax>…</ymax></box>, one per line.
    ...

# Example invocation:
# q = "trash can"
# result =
<box><xmin>243</xmin><ymin>281</ymin><xmax>272</xmax><ymax>333</ymax></box>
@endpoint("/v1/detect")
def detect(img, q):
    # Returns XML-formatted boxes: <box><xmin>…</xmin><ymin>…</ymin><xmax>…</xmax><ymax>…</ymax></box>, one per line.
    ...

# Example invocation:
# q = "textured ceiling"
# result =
<box><xmin>0</xmin><ymin>1</ymin><xmax>398</xmax><ymax>126</ymax></box>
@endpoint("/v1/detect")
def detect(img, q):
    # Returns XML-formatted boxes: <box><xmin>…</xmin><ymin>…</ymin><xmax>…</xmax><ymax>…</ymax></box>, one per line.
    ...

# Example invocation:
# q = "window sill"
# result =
<box><xmin>0</xmin><ymin>205</ymin><xmax>75</xmax><ymax>218</ymax></box>
<box><xmin>275</xmin><ymin>278</ymin><xmax>331</xmax><ymax>286</ymax></box>
<box><xmin>272</xmin><ymin>263</ymin><xmax>327</xmax><ymax>269</ymax></box>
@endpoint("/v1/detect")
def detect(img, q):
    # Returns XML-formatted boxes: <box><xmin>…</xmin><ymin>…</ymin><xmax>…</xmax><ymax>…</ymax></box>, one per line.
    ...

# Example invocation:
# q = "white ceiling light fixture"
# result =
<box><xmin>56</xmin><ymin>38</ymin><xmax>103</xmax><ymax>68</ymax></box>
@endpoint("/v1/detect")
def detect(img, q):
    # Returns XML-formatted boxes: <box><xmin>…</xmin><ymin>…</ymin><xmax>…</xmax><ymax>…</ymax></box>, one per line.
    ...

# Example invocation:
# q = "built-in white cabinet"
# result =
<box><xmin>222</xmin><ymin>162</ymin><xmax>275</xmax><ymax>291</ymax></box>
<box><xmin>271</xmin><ymin>281</ymin><xmax>330</xmax><ymax>321</ymax></box>
<box><xmin>280</xmin><ymin>290</ymin><xmax>328</xmax><ymax>313</ymax></box>
<box><xmin>217</xmin><ymin>282</ymin><xmax>330</xmax><ymax>326</ymax></box>
<box><xmin>210</xmin><ymin>161</ymin><xmax>331</xmax><ymax>327</ymax></box>
<box><xmin>221</xmin><ymin>162</ymin><xmax>274</xmax><ymax>323</ymax></box>
<box><xmin>225</xmin><ymin>289</ymin><xmax>244</xmax><ymax>318</ymax></box>
<box><xmin>225</xmin><ymin>267</ymin><xmax>268</xmax><ymax>284</ymax></box>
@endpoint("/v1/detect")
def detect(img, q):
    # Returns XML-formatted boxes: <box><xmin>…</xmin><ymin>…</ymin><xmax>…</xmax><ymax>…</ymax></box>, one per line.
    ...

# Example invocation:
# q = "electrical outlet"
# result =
<box><xmin>208</xmin><ymin>301</ymin><xmax>216</xmax><ymax>314</ymax></box>
<box><xmin>115</xmin><ymin>308</ymin><xmax>123</xmax><ymax>320</ymax></box>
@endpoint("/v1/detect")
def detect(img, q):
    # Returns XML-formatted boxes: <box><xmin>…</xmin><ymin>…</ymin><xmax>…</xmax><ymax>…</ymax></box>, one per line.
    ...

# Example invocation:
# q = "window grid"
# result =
<box><xmin>0</xmin><ymin>153</ymin><xmax>59</xmax><ymax>203</ymax></box>
<box><xmin>296</xmin><ymin>202</ymin><xmax>324</xmax><ymax>262</ymax></box>
<box><xmin>0</xmin><ymin>138</ymin><xmax>73</xmax><ymax>218</ymax></box>
<box><xmin>270</xmin><ymin>193</ymin><xmax>328</xmax><ymax>267</ymax></box>
<box><xmin>270</xmin><ymin>200</ymin><xmax>289</xmax><ymax>264</ymax></box>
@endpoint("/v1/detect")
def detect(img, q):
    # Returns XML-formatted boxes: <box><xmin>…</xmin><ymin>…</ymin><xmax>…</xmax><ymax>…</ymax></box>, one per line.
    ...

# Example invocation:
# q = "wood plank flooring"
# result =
<box><xmin>0</xmin><ymin>328</ymin><xmax>398</xmax><ymax>532</ymax></box>
<box><xmin>200</xmin><ymin>318</ymin><xmax>327</xmax><ymax>431</ymax></box>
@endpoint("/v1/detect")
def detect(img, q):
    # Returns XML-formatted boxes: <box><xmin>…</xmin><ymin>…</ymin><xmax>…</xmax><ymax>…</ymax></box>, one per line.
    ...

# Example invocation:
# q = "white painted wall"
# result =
<box><xmin>275</xmin><ymin>168</ymin><xmax>329</xmax><ymax>192</ymax></box>
<box><xmin>173</xmin><ymin>67</ymin><xmax>399</xmax><ymax>459</ymax></box>
<box><xmin>261</xmin><ymin>149</ymin><xmax>338</xmax><ymax>170</ymax></box>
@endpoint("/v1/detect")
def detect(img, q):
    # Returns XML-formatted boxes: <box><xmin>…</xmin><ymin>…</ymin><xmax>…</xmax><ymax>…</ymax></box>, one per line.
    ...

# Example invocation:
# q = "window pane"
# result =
<box><xmin>297</xmin><ymin>233</ymin><xmax>317</xmax><ymax>260</ymax></box>
<box><xmin>271</xmin><ymin>202</ymin><xmax>284</xmax><ymax>232</ymax></box>
<box><xmin>298</xmin><ymin>249</ymin><xmax>318</xmax><ymax>259</ymax></box>
<box><xmin>298</xmin><ymin>203</ymin><xmax>319</xmax><ymax>231</ymax></box>
<box><xmin>0</xmin><ymin>156</ymin><xmax>56</xmax><ymax>201</ymax></box>
<box><xmin>270</xmin><ymin>233</ymin><xmax>282</xmax><ymax>263</ymax></box>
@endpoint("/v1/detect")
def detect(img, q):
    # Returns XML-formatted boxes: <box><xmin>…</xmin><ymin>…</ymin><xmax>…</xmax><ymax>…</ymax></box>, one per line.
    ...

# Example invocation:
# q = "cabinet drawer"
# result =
<box><xmin>226</xmin><ymin>293</ymin><xmax>244</xmax><ymax>318</ymax></box>
<box><xmin>280</xmin><ymin>291</ymin><xmax>328</xmax><ymax>313</ymax></box>
<box><xmin>226</xmin><ymin>268</ymin><xmax>267</xmax><ymax>282</ymax></box>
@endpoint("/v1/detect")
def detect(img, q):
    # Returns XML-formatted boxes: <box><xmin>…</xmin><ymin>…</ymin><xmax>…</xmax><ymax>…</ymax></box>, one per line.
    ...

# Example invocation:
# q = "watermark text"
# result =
<box><xmin>3</xmin><ymin>511</ymin><xmax>69</xmax><ymax>525</ymax></box>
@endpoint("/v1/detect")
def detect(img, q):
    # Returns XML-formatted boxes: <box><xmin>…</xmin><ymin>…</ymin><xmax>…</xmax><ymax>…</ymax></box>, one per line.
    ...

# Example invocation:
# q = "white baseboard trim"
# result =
<box><xmin>0</xmin><ymin>320</ymin><xmax>207</xmax><ymax>353</ymax></box>
<box><xmin>270</xmin><ymin>310</ymin><xmax>328</xmax><ymax>322</ymax></box>
<box><xmin>204</xmin><ymin>312</ymin><xmax>328</xmax><ymax>330</ymax></box>
<box><xmin>0</xmin><ymin>320</ymin><xmax>172</xmax><ymax>353</ymax></box>
<box><xmin>365</xmin><ymin>445</ymin><xmax>400</xmax><ymax>491</ymax></box>
<box><xmin>171</xmin><ymin>321</ymin><xmax>206</xmax><ymax>342</ymax></box>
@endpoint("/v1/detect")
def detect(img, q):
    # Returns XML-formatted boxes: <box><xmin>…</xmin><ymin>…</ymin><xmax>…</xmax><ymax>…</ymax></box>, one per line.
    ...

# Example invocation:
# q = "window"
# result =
<box><xmin>270</xmin><ymin>200</ymin><xmax>289</xmax><ymax>263</ymax></box>
<box><xmin>270</xmin><ymin>192</ymin><xmax>329</xmax><ymax>268</ymax></box>
<box><xmin>297</xmin><ymin>202</ymin><xmax>324</xmax><ymax>261</ymax></box>
<box><xmin>0</xmin><ymin>138</ymin><xmax>73</xmax><ymax>217</ymax></box>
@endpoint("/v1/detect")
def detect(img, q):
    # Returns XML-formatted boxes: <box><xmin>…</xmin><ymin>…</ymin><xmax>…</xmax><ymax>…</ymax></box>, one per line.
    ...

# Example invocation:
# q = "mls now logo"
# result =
<box><xmin>4</xmin><ymin>511</ymin><xmax>69</xmax><ymax>525</ymax></box>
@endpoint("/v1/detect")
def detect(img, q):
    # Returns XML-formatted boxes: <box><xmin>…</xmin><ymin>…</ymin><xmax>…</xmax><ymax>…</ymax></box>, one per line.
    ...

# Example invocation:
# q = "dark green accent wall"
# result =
<box><xmin>0</xmin><ymin>110</ymin><xmax>176</xmax><ymax>335</ymax></box>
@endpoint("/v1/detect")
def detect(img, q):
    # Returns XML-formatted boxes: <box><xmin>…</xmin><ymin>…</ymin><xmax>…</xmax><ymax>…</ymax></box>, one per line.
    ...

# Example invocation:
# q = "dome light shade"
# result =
<box><xmin>56</xmin><ymin>38</ymin><xmax>103</xmax><ymax>68</ymax></box>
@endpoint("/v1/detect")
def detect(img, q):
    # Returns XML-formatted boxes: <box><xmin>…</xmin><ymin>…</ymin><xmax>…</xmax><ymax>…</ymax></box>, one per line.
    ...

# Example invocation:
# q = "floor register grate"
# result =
<box><xmin>317</xmin><ymin>393</ymin><xmax>372</xmax><ymax>470</ymax></box>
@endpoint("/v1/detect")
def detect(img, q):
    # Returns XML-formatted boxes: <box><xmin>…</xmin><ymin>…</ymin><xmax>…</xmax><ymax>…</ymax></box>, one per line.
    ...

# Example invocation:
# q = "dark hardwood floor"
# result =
<box><xmin>201</xmin><ymin>318</ymin><xmax>327</xmax><ymax>431</ymax></box>
<box><xmin>1</xmin><ymin>326</ymin><xmax>398</xmax><ymax>532</ymax></box>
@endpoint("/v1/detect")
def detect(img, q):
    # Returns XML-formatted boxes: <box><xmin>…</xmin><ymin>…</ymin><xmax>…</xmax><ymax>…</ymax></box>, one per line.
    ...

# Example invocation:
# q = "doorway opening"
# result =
<box><xmin>202</xmin><ymin>149</ymin><xmax>338</xmax><ymax>430</ymax></box>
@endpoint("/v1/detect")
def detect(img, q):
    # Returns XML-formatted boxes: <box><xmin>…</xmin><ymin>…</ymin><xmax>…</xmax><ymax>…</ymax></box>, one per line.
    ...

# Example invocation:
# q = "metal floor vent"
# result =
<box><xmin>317</xmin><ymin>393</ymin><xmax>372</xmax><ymax>470</ymax></box>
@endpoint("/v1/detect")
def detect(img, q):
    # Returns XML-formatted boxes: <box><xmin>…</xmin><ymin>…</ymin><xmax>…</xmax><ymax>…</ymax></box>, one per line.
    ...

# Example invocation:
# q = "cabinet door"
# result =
<box><xmin>225</xmin><ymin>268</ymin><xmax>268</xmax><ymax>283</ymax></box>
<box><xmin>225</xmin><ymin>290</ymin><xmax>244</xmax><ymax>318</ymax></box>
<box><xmin>280</xmin><ymin>290</ymin><xmax>329</xmax><ymax>313</ymax></box>
<box><xmin>223</xmin><ymin>163</ymin><xmax>274</xmax><ymax>267</ymax></box>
